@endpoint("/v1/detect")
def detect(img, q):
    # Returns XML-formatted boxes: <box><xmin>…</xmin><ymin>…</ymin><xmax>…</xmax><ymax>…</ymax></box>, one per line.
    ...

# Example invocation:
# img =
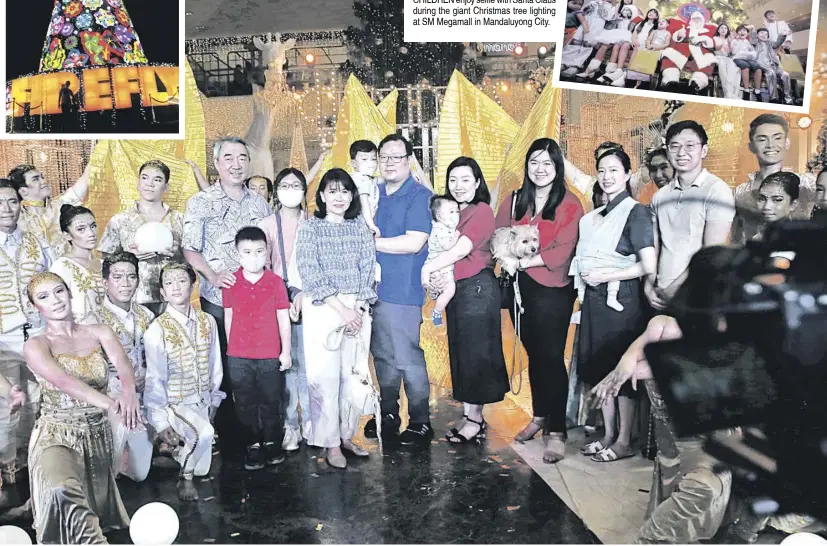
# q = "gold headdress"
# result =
<box><xmin>26</xmin><ymin>271</ymin><xmax>69</xmax><ymax>304</ymax></box>
<box><xmin>159</xmin><ymin>261</ymin><xmax>195</xmax><ymax>285</ymax></box>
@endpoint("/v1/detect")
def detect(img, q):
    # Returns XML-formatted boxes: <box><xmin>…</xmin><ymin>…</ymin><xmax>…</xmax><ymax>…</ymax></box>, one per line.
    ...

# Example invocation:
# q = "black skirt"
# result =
<box><xmin>446</xmin><ymin>268</ymin><xmax>509</xmax><ymax>405</ymax></box>
<box><xmin>578</xmin><ymin>278</ymin><xmax>648</xmax><ymax>397</ymax></box>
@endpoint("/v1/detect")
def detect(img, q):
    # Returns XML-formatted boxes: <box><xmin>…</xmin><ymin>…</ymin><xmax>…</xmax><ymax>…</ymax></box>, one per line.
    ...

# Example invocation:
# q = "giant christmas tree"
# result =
<box><xmin>647</xmin><ymin>0</ymin><xmax>747</xmax><ymax>25</ymax></box>
<box><xmin>39</xmin><ymin>0</ymin><xmax>148</xmax><ymax>73</ymax></box>
<box><xmin>340</xmin><ymin>0</ymin><xmax>463</xmax><ymax>86</ymax></box>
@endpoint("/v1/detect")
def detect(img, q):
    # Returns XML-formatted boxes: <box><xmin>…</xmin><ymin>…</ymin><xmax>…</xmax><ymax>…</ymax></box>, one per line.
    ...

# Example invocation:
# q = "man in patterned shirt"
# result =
<box><xmin>732</xmin><ymin>114</ymin><xmax>817</xmax><ymax>243</ymax></box>
<box><xmin>96</xmin><ymin>251</ymin><xmax>155</xmax><ymax>483</ymax></box>
<box><xmin>7</xmin><ymin>161</ymin><xmax>90</xmax><ymax>260</ymax></box>
<box><xmin>182</xmin><ymin>137</ymin><xmax>270</xmax><ymax>456</ymax></box>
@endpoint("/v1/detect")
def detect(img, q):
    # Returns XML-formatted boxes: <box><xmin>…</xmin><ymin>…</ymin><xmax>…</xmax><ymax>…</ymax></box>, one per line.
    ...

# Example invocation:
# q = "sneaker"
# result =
<box><xmin>244</xmin><ymin>443</ymin><xmax>264</xmax><ymax>471</ymax></box>
<box><xmin>263</xmin><ymin>442</ymin><xmax>286</xmax><ymax>466</ymax></box>
<box><xmin>365</xmin><ymin>413</ymin><xmax>401</xmax><ymax>439</ymax></box>
<box><xmin>282</xmin><ymin>426</ymin><xmax>300</xmax><ymax>452</ymax></box>
<box><xmin>399</xmin><ymin>423</ymin><xmax>434</xmax><ymax>446</ymax></box>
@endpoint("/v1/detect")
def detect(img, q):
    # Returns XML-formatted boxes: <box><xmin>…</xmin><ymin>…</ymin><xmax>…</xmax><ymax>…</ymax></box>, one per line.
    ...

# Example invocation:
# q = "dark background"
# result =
<box><xmin>6</xmin><ymin>0</ymin><xmax>180</xmax><ymax>78</ymax></box>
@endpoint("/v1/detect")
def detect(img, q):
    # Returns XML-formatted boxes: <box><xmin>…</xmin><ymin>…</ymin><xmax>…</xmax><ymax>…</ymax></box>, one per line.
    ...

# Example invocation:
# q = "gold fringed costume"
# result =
<box><xmin>29</xmin><ymin>347</ymin><xmax>129</xmax><ymax>544</ymax></box>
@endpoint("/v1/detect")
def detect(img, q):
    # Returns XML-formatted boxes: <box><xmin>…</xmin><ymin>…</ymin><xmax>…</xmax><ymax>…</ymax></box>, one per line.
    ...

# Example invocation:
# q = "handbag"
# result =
<box><xmin>627</xmin><ymin>49</ymin><xmax>661</xmax><ymax>75</ymax></box>
<box><xmin>499</xmin><ymin>191</ymin><xmax>518</xmax><ymax>310</ymax></box>
<box><xmin>324</xmin><ymin>321</ymin><xmax>383</xmax><ymax>447</ymax></box>
<box><xmin>275</xmin><ymin>211</ymin><xmax>302</xmax><ymax>324</ymax></box>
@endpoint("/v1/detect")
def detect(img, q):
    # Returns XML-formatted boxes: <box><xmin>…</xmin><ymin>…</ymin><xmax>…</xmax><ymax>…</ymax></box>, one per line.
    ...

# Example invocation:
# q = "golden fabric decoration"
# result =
<box><xmin>435</xmin><ymin>70</ymin><xmax>520</xmax><ymax>194</ymax></box>
<box><xmin>491</xmin><ymin>84</ymin><xmax>565</xmax><ymax>210</ymax></box>
<box><xmin>377</xmin><ymin>89</ymin><xmax>398</xmax><ymax>127</ymax></box>
<box><xmin>86</xmin><ymin>60</ymin><xmax>207</xmax><ymax>232</ymax></box>
<box><xmin>306</xmin><ymin>75</ymin><xmax>396</xmax><ymax>208</ymax></box>
<box><xmin>289</xmin><ymin>112</ymin><xmax>309</xmax><ymax>174</ymax></box>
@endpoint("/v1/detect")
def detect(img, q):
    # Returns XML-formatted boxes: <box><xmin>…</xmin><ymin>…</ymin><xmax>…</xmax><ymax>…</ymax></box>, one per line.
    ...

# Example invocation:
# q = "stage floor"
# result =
<box><xmin>109</xmin><ymin>386</ymin><xmax>597</xmax><ymax>544</ymax></box>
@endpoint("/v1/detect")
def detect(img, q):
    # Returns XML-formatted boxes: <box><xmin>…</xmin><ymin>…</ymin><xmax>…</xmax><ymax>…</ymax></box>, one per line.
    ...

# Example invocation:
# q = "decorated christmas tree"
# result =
<box><xmin>648</xmin><ymin>0</ymin><xmax>747</xmax><ymax>25</ymax></box>
<box><xmin>340</xmin><ymin>0</ymin><xmax>464</xmax><ymax>86</ymax></box>
<box><xmin>39</xmin><ymin>0</ymin><xmax>148</xmax><ymax>73</ymax></box>
<box><xmin>808</xmin><ymin>121</ymin><xmax>827</xmax><ymax>172</ymax></box>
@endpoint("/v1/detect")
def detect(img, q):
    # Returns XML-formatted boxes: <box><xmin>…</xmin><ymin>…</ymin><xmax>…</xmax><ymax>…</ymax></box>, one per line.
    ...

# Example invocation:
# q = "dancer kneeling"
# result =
<box><xmin>144</xmin><ymin>262</ymin><xmax>225</xmax><ymax>501</ymax></box>
<box><xmin>23</xmin><ymin>271</ymin><xmax>143</xmax><ymax>544</ymax></box>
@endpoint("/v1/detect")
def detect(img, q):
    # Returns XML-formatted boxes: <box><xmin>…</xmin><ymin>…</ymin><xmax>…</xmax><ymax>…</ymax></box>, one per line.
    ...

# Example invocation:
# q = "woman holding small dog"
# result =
<box><xmin>420</xmin><ymin>157</ymin><xmax>508</xmax><ymax>444</ymax></box>
<box><xmin>495</xmin><ymin>138</ymin><xmax>584</xmax><ymax>464</ymax></box>
<box><xmin>571</xmin><ymin>148</ymin><xmax>655</xmax><ymax>463</ymax></box>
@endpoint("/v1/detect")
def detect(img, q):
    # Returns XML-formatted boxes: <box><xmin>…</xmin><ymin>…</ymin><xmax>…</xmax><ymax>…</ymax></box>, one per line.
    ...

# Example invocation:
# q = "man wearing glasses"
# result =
<box><xmin>365</xmin><ymin>134</ymin><xmax>434</xmax><ymax>447</ymax></box>
<box><xmin>647</xmin><ymin>121</ymin><xmax>735</xmax><ymax>311</ymax></box>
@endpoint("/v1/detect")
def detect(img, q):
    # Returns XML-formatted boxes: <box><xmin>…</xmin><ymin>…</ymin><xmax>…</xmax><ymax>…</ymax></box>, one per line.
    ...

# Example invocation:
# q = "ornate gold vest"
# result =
<box><xmin>0</xmin><ymin>231</ymin><xmax>48</xmax><ymax>334</ymax></box>
<box><xmin>96</xmin><ymin>302</ymin><xmax>153</xmax><ymax>375</ymax></box>
<box><xmin>155</xmin><ymin>310</ymin><xmax>213</xmax><ymax>402</ymax></box>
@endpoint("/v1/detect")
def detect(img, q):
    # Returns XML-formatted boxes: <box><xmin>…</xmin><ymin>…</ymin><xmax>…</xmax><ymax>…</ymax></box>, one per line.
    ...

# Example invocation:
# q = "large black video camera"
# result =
<box><xmin>643</xmin><ymin>219</ymin><xmax>827</xmax><ymax>521</ymax></box>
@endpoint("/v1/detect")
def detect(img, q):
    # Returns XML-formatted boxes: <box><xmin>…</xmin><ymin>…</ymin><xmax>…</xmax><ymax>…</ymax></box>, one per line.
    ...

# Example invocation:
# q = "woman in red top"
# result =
<box><xmin>421</xmin><ymin>157</ymin><xmax>509</xmax><ymax>444</ymax></box>
<box><xmin>495</xmin><ymin>138</ymin><xmax>584</xmax><ymax>464</ymax></box>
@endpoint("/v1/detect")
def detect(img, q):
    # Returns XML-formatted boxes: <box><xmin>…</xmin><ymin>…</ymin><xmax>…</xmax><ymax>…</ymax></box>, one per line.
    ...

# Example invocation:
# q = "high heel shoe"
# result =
<box><xmin>515</xmin><ymin>417</ymin><xmax>545</xmax><ymax>443</ymax></box>
<box><xmin>447</xmin><ymin>417</ymin><xmax>486</xmax><ymax>444</ymax></box>
<box><xmin>445</xmin><ymin>414</ymin><xmax>468</xmax><ymax>439</ymax></box>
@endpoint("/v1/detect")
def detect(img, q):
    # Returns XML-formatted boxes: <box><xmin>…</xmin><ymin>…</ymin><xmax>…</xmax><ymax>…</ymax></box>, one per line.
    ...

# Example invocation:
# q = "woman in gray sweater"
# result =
<box><xmin>295</xmin><ymin>168</ymin><xmax>377</xmax><ymax>469</ymax></box>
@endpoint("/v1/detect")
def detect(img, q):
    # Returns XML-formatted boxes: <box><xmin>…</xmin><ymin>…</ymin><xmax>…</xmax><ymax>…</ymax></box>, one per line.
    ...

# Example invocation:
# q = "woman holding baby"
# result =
<box><xmin>495</xmin><ymin>138</ymin><xmax>584</xmax><ymax>464</ymax></box>
<box><xmin>420</xmin><ymin>157</ymin><xmax>508</xmax><ymax>445</ymax></box>
<box><xmin>571</xmin><ymin>147</ymin><xmax>655</xmax><ymax>463</ymax></box>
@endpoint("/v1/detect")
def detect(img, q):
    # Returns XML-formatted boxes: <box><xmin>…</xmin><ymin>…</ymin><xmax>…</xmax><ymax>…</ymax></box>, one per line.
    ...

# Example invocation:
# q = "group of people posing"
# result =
<box><xmin>0</xmin><ymin>110</ymin><xmax>822</xmax><ymax>544</ymax></box>
<box><xmin>563</xmin><ymin>0</ymin><xmax>800</xmax><ymax>104</ymax></box>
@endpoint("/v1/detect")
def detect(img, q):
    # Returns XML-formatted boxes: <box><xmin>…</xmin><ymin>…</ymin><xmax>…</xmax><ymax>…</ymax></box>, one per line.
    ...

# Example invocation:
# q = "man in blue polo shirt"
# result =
<box><xmin>364</xmin><ymin>134</ymin><xmax>434</xmax><ymax>447</ymax></box>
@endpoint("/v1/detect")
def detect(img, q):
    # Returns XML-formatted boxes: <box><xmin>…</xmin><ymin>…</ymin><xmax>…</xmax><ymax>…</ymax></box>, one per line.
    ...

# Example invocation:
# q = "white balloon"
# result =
<box><xmin>782</xmin><ymin>533</ymin><xmax>827</xmax><ymax>546</ymax></box>
<box><xmin>134</xmin><ymin>222</ymin><xmax>174</xmax><ymax>254</ymax></box>
<box><xmin>0</xmin><ymin>525</ymin><xmax>32</xmax><ymax>545</ymax></box>
<box><xmin>129</xmin><ymin>502</ymin><xmax>180</xmax><ymax>545</ymax></box>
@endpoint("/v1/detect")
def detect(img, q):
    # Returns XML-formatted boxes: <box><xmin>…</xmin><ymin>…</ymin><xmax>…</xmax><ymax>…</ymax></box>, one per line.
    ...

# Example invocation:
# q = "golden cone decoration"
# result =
<box><xmin>435</xmin><ymin>70</ymin><xmax>520</xmax><ymax>194</ymax></box>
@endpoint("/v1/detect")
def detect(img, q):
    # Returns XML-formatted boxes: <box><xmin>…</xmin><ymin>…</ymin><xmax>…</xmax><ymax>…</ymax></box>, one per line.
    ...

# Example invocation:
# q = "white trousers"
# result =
<box><xmin>303</xmin><ymin>294</ymin><xmax>373</xmax><ymax>448</ymax></box>
<box><xmin>166</xmin><ymin>403</ymin><xmax>213</xmax><ymax>479</ymax></box>
<box><xmin>0</xmin><ymin>327</ymin><xmax>42</xmax><ymax>477</ymax></box>
<box><xmin>109</xmin><ymin>378</ymin><xmax>153</xmax><ymax>482</ymax></box>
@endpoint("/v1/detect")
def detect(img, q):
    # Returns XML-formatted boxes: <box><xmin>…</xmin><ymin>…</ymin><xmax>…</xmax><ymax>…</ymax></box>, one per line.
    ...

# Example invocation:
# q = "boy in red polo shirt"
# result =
<box><xmin>224</xmin><ymin>226</ymin><xmax>292</xmax><ymax>471</ymax></box>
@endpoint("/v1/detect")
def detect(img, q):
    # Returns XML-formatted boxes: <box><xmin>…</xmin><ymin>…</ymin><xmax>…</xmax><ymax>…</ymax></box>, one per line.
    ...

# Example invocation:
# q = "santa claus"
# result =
<box><xmin>660</xmin><ymin>11</ymin><xmax>717</xmax><ymax>94</ymax></box>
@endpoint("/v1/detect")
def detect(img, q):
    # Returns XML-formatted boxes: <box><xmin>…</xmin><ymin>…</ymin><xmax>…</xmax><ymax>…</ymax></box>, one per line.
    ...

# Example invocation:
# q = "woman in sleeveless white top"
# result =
<box><xmin>49</xmin><ymin>205</ymin><xmax>104</xmax><ymax>325</ymax></box>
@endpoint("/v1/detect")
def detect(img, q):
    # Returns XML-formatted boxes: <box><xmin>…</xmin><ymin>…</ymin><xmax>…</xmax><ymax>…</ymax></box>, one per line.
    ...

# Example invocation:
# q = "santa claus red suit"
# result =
<box><xmin>660</xmin><ymin>12</ymin><xmax>718</xmax><ymax>92</ymax></box>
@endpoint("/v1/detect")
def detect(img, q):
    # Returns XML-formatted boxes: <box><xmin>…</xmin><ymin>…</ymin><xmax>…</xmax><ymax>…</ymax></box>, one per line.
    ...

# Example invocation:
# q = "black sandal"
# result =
<box><xmin>447</xmin><ymin>417</ymin><xmax>486</xmax><ymax>444</ymax></box>
<box><xmin>445</xmin><ymin>414</ymin><xmax>468</xmax><ymax>439</ymax></box>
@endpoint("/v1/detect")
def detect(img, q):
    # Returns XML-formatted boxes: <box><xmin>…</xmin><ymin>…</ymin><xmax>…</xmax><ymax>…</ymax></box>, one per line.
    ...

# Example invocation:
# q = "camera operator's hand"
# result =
<box><xmin>589</xmin><ymin>356</ymin><xmax>640</xmax><ymax>408</ymax></box>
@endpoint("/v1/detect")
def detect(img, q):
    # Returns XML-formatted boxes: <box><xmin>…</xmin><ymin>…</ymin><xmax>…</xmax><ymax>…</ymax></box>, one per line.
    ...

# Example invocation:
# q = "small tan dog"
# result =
<box><xmin>490</xmin><ymin>224</ymin><xmax>540</xmax><ymax>275</ymax></box>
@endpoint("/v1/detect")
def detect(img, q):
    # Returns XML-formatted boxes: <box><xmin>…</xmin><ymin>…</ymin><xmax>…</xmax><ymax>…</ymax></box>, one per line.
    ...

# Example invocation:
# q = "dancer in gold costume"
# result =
<box><xmin>23</xmin><ymin>271</ymin><xmax>143</xmax><ymax>544</ymax></box>
<box><xmin>8</xmin><ymin>163</ymin><xmax>90</xmax><ymax>260</ymax></box>
<box><xmin>0</xmin><ymin>181</ymin><xmax>52</xmax><ymax>512</ymax></box>
<box><xmin>98</xmin><ymin>160</ymin><xmax>184</xmax><ymax>316</ymax></box>
<box><xmin>49</xmin><ymin>205</ymin><xmax>105</xmax><ymax>325</ymax></box>
<box><xmin>144</xmin><ymin>262</ymin><xmax>225</xmax><ymax>501</ymax></box>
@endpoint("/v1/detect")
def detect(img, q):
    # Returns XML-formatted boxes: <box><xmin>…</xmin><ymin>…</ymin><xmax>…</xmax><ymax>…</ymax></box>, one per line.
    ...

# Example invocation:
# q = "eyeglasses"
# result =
<box><xmin>379</xmin><ymin>155</ymin><xmax>408</xmax><ymax>164</ymax></box>
<box><xmin>668</xmin><ymin>142</ymin><xmax>702</xmax><ymax>154</ymax></box>
<box><xmin>277</xmin><ymin>183</ymin><xmax>304</xmax><ymax>191</ymax></box>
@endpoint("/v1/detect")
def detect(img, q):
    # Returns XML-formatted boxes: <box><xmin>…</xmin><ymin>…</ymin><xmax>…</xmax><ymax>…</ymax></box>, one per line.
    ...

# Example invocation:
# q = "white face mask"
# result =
<box><xmin>277</xmin><ymin>188</ymin><xmax>304</xmax><ymax>209</ymax></box>
<box><xmin>239</xmin><ymin>255</ymin><xmax>266</xmax><ymax>273</ymax></box>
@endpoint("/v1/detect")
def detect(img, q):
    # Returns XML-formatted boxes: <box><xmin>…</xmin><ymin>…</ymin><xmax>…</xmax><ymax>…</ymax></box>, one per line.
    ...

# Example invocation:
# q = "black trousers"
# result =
<box><xmin>509</xmin><ymin>274</ymin><xmax>576</xmax><ymax>434</ymax></box>
<box><xmin>200</xmin><ymin>298</ymin><xmax>243</xmax><ymax>458</ymax></box>
<box><xmin>228</xmin><ymin>357</ymin><xmax>285</xmax><ymax>451</ymax></box>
